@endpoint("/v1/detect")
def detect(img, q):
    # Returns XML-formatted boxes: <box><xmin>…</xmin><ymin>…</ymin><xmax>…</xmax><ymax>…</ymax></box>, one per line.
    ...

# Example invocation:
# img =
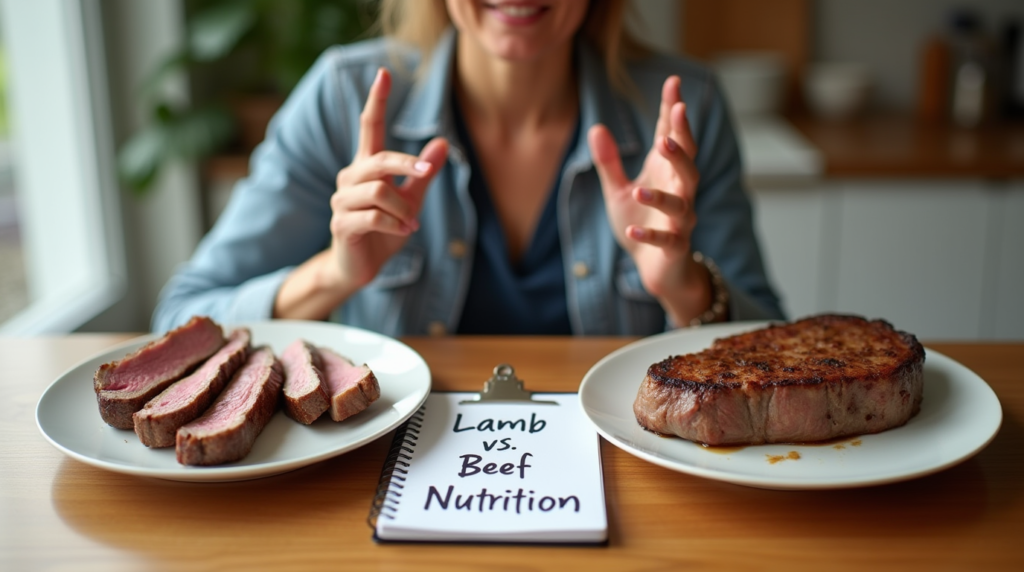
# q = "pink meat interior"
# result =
<box><xmin>281</xmin><ymin>339</ymin><xmax>320</xmax><ymax>395</ymax></box>
<box><xmin>318</xmin><ymin>347</ymin><xmax>367</xmax><ymax>394</ymax></box>
<box><xmin>147</xmin><ymin>329</ymin><xmax>250</xmax><ymax>412</ymax></box>
<box><xmin>104</xmin><ymin>318</ymin><xmax>223</xmax><ymax>392</ymax></box>
<box><xmin>185</xmin><ymin>348</ymin><xmax>276</xmax><ymax>432</ymax></box>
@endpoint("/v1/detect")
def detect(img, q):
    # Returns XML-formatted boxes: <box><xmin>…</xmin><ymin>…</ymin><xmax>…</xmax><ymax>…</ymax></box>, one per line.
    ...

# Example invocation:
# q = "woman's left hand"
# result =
<box><xmin>587</xmin><ymin>75</ymin><xmax>711</xmax><ymax>325</ymax></box>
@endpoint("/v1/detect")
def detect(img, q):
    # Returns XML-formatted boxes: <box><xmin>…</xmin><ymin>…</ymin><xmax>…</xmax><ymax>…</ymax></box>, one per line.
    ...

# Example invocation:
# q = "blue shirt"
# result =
<box><xmin>152</xmin><ymin>30</ymin><xmax>784</xmax><ymax>336</ymax></box>
<box><xmin>453</xmin><ymin>93</ymin><xmax>576</xmax><ymax>335</ymax></box>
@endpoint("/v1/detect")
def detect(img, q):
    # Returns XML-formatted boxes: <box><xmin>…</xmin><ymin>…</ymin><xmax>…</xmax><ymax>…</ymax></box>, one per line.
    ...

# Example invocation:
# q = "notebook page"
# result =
<box><xmin>375</xmin><ymin>392</ymin><xmax>606</xmax><ymax>543</ymax></box>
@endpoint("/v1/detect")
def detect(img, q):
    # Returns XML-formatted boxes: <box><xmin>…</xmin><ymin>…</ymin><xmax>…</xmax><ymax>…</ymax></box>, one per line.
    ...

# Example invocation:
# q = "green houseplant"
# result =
<box><xmin>119</xmin><ymin>0</ymin><xmax>377</xmax><ymax>194</ymax></box>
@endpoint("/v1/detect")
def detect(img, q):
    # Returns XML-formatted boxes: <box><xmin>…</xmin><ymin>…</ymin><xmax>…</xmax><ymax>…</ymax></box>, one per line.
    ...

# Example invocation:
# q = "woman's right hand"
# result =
<box><xmin>274</xmin><ymin>68</ymin><xmax>448</xmax><ymax>320</ymax></box>
<box><xmin>329</xmin><ymin>67</ymin><xmax>448</xmax><ymax>292</ymax></box>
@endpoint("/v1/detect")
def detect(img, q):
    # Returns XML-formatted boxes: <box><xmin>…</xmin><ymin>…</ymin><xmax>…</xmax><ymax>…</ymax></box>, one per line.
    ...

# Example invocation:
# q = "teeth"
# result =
<box><xmin>497</xmin><ymin>5</ymin><xmax>541</xmax><ymax>17</ymax></box>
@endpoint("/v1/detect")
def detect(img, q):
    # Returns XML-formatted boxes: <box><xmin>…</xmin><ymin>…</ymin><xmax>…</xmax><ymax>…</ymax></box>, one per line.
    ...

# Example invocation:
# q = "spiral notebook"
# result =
<box><xmin>368</xmin><ymin>391</ymin><xmax>607</xmax><ymax>544</ymax></box>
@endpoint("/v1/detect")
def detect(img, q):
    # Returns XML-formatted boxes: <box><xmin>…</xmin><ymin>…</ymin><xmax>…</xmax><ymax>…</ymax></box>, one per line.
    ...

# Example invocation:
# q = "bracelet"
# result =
<box><xmin>689</xmin><ymin>251</ymin><xmax>730</xmax><ymax>327</ymax></box>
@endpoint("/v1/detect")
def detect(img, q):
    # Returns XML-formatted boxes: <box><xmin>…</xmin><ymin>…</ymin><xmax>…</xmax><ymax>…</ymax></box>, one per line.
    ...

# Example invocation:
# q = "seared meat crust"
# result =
<box><xmin>634</xmin><ymin>314</ymin><xmax>925</xmax><ymax>446</ymax></box>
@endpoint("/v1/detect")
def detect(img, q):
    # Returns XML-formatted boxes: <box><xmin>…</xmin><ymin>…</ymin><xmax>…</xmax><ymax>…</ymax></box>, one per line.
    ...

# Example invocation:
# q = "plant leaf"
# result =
<box><xmin>138</xmin><ymin>50</ymin><xmax>192</xmax><ymax>99</ymax></box>
<box><xmin>166</xmin><ymin>106</ymin><xmax>235</xmax><ymax>159</ymax></box>
<box><xmin>118</xmin><ymin>124</ymin><xmax>171</xmax><ymax>194</ymax></box>
<box><xmin>189</xmin><ymin>1</ymin><xmax>258</xmax><ymax>61</ymax></box>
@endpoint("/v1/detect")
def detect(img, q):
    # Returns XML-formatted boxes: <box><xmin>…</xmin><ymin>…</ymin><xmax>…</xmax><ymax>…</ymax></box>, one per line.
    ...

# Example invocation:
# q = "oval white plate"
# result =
<box><xmin>579</xmin><ymin>322</ymin><xmax>1003</xmax><ymax>490</ymax></box>
<box><xmin>36</xmin><ymin>320</ymin><xmax>431</xmax><ymax>482</ymax></box>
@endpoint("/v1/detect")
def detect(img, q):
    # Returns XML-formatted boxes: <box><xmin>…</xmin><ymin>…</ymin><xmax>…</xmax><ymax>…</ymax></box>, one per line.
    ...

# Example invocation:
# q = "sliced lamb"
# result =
<box><xmin>133</xmin><ymin>328</ymin><xmax>251</xmax><ymax>448</ymax></box>
<box><xmin>317</xmin><ymin>346</ymin><xmax>380</xmax><ymax>422</ymax></box>
<box><xmin>280</xmin><ymin>339</ymin><xmax>330</xmax><ymax>424</ymax></box>
<box><xmin>94</xmin><ymin>316</ymin><xmax>225</xmax><ymax>429</ymax></box>
<box><xmin>176</xmin><ymin>346</ymin><xmax>284</xmax><ymax>466</ymax></box>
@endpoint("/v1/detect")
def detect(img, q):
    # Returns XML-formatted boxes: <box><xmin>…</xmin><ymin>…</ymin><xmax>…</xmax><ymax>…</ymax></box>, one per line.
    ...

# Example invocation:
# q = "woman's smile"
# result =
<box><xmin>449</xmin><ymin>0</ymin><xmax>587</xmax><ymax>62</ymax></box>
<box><xmin>483</xmin><ymin>2</ymin><xmax>550</xmax><ymax>26</ymax></box>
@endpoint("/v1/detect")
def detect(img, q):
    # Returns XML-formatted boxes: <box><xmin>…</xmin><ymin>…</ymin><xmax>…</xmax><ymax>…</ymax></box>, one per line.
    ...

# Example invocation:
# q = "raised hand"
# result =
<box><xmin>328</xmin><ymin>67</ymin><xmax>449</xmax><ymax>292</ymax></box>
<box><xmin>273</xmin><ymin>68</ymin><xmax>448</xmax><ymax>320</ymax></box>
<box><xmin>587</xmin><ymin>75</ymin><xmax>710</xmax><ymax>325</ymax></box>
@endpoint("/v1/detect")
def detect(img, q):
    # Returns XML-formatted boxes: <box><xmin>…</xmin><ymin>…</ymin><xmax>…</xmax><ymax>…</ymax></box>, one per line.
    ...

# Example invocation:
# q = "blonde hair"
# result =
<box><xmin>375</xmin><ymin>0</ymin><xmax>647</xmax><ymax>96</ymax></box>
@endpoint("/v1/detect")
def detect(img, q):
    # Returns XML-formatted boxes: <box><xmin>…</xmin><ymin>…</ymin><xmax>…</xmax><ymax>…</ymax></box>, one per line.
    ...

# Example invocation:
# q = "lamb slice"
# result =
<box><xmin>133</xmin><ymin>328</ymin><xmax>251</xmax><ymax>448</ymax></box>
<box><xmin>176</xmin><ymin>346</ymin><xmax>284</xmax><ymax>466</ymax></box>
<box><xmin>94</xmin><ymin>316</ymin><xmax>225</xmax><ymax>429</ymax></box>
<box><xmin>280</xmin><ymin>339</ymin><xmax>330</xmax><ymax>424</ymax></box>
<box><xmin>317</xmin><ymin>346</ymin><xmax>380</xmax><ymax>422</ymax></box>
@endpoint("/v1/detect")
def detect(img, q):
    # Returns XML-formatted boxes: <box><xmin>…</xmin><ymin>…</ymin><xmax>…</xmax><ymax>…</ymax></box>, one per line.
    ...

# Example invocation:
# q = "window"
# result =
<box><xmin>0</xmin><ymin>29</ymin><xmax>28</xmax><ymax>324</ymax></box>
<box><xmin>0</xmin><ymin>0</ymin><xmax>125</xmax><ymax>334</ymax></box>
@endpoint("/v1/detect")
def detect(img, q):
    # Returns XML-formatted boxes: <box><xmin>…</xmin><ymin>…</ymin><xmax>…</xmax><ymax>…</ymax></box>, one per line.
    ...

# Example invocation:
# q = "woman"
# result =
<box><xmin>152</xmin><ymin>0</ymin><xmax>783</xmax><ymax>336</ymax></box>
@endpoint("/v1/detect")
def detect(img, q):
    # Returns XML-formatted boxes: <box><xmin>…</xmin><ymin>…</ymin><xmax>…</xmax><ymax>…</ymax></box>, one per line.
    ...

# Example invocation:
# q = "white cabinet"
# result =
<box><xmin>989</xmin><ymin>183</ymin><xmax>1024</xmax><ymax>339</ymax></box>
<box><xmin>833</xmin><ymin>181</ymin><xmax>990</xmax><ymax>339</ymax></box>
<box><xmin>750</xmin><ymin>186</ymin><xmax>832</xmax><ymax>320</ymax></box>
<box><xmin>751</xmin><ymin>180</ymin><xmax>1024</xmax><ymax>340</ymax></box>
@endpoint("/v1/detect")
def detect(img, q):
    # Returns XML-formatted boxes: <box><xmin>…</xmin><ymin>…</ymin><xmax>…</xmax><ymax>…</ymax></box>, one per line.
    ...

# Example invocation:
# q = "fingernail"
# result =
<box><xmin>665</xmin><ymin>136</ymin><xmax>678</xmax><ymax>152</ymax></box>
<box><xmin>414</xmin><ymin>161</ymin><xmax>431</xmax><ymax>173</ymax></box>
<box><xmin>637</xmin><ymin>187</ymin><xmax>653</xmax><ymax>201</ymax></box>
<box><xmin>629</xmin><ymin>227</ymin><xmax>645</xmax><ymax>239</ymax></box>
<box><xmin>407</xmin><ymin>218</ymin><xmax>420</xmax><ymax>231</ymax></box>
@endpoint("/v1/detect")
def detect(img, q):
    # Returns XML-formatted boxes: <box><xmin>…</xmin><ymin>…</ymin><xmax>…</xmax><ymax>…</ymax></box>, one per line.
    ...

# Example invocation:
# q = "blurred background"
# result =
<box><xmin>0</xmin><ymin>0</ymin><xmax>1021</xmax><ymax>340</ymax></box>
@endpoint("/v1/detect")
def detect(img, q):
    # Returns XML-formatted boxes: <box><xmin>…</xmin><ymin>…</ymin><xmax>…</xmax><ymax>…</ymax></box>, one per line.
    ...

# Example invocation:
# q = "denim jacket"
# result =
<box><xmin>152</xmin><ymin>31</ymin><xmax>783</xmax><ymax>336</ymax></box>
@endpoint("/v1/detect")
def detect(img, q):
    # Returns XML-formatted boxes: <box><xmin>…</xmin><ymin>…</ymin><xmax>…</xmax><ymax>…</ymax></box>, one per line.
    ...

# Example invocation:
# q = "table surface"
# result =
<box><xmin>2</xmin><ymin>333</ymin><xmax>1022</xmax><ymax>571</ymax></box>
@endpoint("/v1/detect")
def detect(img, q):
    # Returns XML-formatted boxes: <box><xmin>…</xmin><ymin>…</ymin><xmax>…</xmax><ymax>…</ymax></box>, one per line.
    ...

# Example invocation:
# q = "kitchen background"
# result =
<box><xmin>0</xmin><ymin>0</ymin><xmax>1021</xmax><ymax>339</ymax></box>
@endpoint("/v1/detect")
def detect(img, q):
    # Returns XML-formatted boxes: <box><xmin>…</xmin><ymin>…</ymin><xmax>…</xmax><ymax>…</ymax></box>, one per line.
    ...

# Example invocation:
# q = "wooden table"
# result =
<box><xmin>2</xmin><ymin>334</ymin><xmax>1022</xmax><ymax>571</ymax></box>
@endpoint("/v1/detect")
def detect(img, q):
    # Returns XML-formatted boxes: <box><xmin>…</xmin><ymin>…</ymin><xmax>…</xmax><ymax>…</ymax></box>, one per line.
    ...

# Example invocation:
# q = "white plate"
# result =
<box><xmin>36</xmin><ymin>320</ymin><xmax>431</xmax><ymax>482</ymax></box>
<box><xmin>579</xmin><ymin>321</ymin><xmax>1003</xmax><ymax>490</ymax></box>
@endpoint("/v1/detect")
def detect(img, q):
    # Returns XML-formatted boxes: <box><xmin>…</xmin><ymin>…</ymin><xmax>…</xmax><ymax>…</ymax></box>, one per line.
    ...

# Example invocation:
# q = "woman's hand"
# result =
<box><xmin>274</xmin><ymin>68</ymin><xmax>448</xmax><ymax>320</ymax></box>
<box><xmin>587</xmin><ymin>75</ymin><xmax>712</xmax><ymax>326</ymax></box>
<box><xmin>329</xmin><ymin>68</ymin><xmax>449</xmax><ymax>292</ymax></box>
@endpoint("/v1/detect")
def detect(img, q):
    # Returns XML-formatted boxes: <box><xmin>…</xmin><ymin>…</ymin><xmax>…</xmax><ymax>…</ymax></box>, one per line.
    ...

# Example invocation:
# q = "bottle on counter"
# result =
<box><xmin>917</xmin><ymin>35</ymin><xmax>950</xmax><ymax>124</ymax></box>
<box><xmin>1002</xmin><ymin>20</ymin><xmax>1024</xmax><ymax>119</ymax></box>
<box><xmin>947</xmin><ymin>10</ymin><xmax>994</xmax><ymax>128</ymax></box>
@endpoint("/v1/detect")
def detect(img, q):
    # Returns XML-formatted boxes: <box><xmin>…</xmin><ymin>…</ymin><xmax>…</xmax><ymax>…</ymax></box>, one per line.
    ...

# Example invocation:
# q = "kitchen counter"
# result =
<box><xmin>734</xmin><ymin>115</ymin><xmax>825</xmax><ymax>185</ymax></box>
<box><xmin>788</xmin><ymin>114</ymin><xmax>1024</xmax><ymax>179</ymax></box>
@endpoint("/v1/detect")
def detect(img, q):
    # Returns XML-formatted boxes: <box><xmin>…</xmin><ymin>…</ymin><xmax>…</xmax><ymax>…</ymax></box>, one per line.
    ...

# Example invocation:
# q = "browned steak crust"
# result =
<box><xmin>633</xmin><ymin>314</ymin><xmax>925</xmax><ymax>446</ymax></box>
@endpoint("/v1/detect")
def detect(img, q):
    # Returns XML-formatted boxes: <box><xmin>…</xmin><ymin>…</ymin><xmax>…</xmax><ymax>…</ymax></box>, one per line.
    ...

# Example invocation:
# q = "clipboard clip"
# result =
<box><xmin>459</xmin><ymin>364</ymin><xmax>559</xmax><ymax>405</ymax></box>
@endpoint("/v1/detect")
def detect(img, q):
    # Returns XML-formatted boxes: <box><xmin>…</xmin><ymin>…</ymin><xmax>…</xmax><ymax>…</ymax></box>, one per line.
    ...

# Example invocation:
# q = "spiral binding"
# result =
<box><xmin>367</xmin><ymin>404</ymin><xmax>426</xmax><ymax>530</ymax></box>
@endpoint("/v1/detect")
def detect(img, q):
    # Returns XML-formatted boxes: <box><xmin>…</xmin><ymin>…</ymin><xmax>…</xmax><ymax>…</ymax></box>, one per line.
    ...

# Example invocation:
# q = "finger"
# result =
<box><xmin>337</xmin><ymin>150</ymin><xmax>435</xmax><ymax>187</ymax></box>
<box><xmin>331</xmin><ymin>180</ymin><xmax>420</xmax><ymax>230</ymax></box>
<box><xmin>659</xmin><ymin>135</ymin><xmax>700</xmax><ymax>198</ymax></box>
<box><xmin>626</xmin><ymin>225</ymin><xmax>688</xmax><ymax>251</ymax></box>
<box><xmin>356</xmin><ymin>67</ymin><xmax>391</xmax><ymax>159</ymax></box>
<box><xmin>632</xmin><ymin>186</ymin><xmax>690</xmax><ymax>217</ymax></box>
<box><xmin>587</xmin><ymin>124</ymin><xmax>630</xmax><ymax>193</ymax></box>
<box><xmin>400</xmin><ymin>137</ymin><xmax>449</xmax><ymax>209</ymax></box>
<box><xmin>332</xmin><ymin>208</ymin><xmax>413</xmax><ymax>241</ymax></box>
<box><xmin>655</xmin><ymin>75</ymin><xmax>681</xmax><ymax>142</ymax></box>
<box><xmin>670</xmin><ymin>100</ymin><xmax>698</xmax><ymax>159</ymax></box>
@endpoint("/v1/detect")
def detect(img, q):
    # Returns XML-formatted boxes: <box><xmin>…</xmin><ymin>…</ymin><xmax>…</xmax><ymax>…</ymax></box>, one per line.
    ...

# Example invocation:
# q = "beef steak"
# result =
<box><xmin>633</xmin><ymin>314</ymin><xmax>925</xmax><ymax>446</ymax></box>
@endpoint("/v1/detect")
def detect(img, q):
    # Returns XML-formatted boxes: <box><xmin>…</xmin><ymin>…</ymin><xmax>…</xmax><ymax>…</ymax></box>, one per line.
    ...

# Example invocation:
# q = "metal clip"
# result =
<box><xmin>459</xmin><ymin>364</ymin><xmax>558</xmax><ymax>405</ymax></box>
